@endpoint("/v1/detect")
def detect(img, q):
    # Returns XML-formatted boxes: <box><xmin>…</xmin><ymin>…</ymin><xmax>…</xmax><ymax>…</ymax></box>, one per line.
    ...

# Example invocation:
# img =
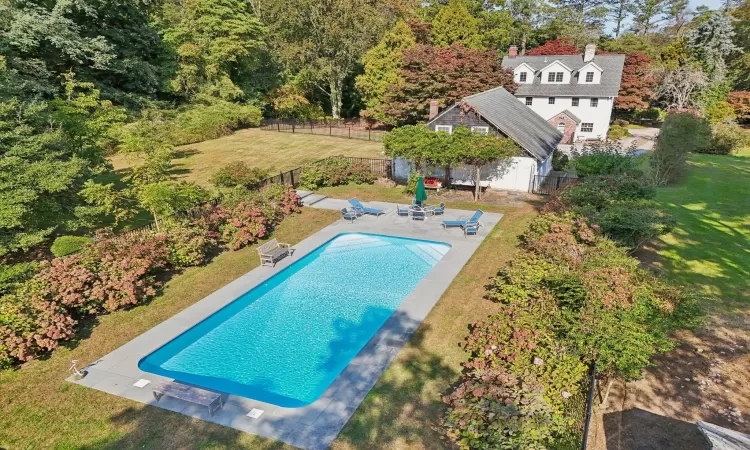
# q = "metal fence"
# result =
<box><xmin>558</xmin><ymin>363</ymin><xmax>597</xmax><ymax>450</ymax></box>
<box><xmin>260</xmin><ymin>119</ymin><xmax>388</xmax><ymax>142</ymax></box>
<box><xmin>531</xmin><ymin>173</ymin><xmax>578</xmax><ymax>195</ymax></box>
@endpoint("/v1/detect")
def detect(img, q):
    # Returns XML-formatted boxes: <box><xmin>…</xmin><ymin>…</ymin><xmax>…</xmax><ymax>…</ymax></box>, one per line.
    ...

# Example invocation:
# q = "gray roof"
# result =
<box><xmin>461</xmin><ymin>86</ymin><xmax>562</xmax><ymax>161</ymax></box>
<box><xmin>501</xmin><ymin>54</ymin><xmax>625</xmax><ymax>97</ymax></box>
<box><xmin>551</xmin><ymin>109</ymin><xmax>582</xmax><ymax>124</ymax></box>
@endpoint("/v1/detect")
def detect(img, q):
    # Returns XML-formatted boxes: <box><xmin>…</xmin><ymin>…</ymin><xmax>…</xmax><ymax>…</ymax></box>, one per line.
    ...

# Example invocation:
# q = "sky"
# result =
<box><xmin>690</xmin><ymin>0</ymin><xmax>723</xmax><ymax>11</ymax></box>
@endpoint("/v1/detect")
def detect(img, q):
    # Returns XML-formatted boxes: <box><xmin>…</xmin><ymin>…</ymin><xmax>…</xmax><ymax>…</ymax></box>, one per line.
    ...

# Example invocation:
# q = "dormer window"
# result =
<box><xmin>519</xmin><ymin>72</ymin><xmax>527</xmax><ymax>82</ymax></box>
<box><xmin>547</xmin><ymin>72</ymin><xmax>563</xmax><ymax>83</ymax></box>
<box><xmin>585</xmin><ymin>72</ymin><xmax>594</xmax><ymax>82</ymax></box>
<box><xmin>577</xmin><ymin>62</ymin><xmax>603</xmax><ymax>84</ymax></box>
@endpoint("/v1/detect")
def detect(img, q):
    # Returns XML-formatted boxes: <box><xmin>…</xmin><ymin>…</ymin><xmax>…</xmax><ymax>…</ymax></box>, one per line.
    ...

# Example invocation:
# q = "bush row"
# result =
<box><xmin>440</xmin><ymin>213</ymin><xmax>699</xmax><ymax>449</ymax></box>
<box><xmin>557</xmin><ymin>143</ymin><xmax>674</xmax><ymax>251</ymax></box>
<box><xmin>0</xmin><ymin>185</ymin><xmax>301</xmax><ymax>369</ymax></box>
<box><xmin>298</xmin><ymin>158</ymin><xmax>377</xmax><ymax>190</ymax></box>
<box><xmin>171</xmin><ymin>100</ymin><xmax>262</xmax><ymax>146</ymax></box>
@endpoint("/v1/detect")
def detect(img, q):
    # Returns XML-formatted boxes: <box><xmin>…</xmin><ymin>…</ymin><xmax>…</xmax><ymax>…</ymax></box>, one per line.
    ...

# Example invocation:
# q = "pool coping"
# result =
<box><xmin>68</xmin><ymin>201</ymin><xmax>503</xmax><ymax>450</ymax></box>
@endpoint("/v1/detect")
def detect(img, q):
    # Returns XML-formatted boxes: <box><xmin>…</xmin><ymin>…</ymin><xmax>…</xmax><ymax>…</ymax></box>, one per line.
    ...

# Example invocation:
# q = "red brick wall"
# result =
<box><xmin>548</xmin><ymin>113</ymin><xmax>577</xmax><ymax>144</ymax></box>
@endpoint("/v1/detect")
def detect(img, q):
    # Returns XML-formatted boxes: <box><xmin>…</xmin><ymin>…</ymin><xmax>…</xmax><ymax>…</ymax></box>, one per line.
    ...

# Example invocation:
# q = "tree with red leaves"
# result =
<box><xmin>383</xmin><ymin>43</ymin><xmax>516</xmax><ymax>125</ymax></box>
<box><xmin>526</xmin><ymin>37</ymin><xmax>580</xmax><ymax>55</ymax></box>
<box><xmin>615</xmin><ymin>51</ymin><xmax>657</xmax><ymax>111</ymax></box>
<box><xmin>728</xmin><ymin>91</ymin><xmax>750</xmax><ymax>122</ymax></box>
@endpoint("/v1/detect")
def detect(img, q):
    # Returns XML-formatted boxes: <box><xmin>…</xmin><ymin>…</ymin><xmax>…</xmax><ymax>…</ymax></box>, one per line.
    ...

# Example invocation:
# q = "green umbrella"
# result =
<box><xmin>415</xmin><ymin>176</ymin><xmax>428</xmax><ymax>205</ymax></box>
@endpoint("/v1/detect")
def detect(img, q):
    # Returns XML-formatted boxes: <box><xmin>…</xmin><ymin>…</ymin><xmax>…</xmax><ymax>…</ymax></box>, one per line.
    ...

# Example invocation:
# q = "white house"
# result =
<box><xmin>501</xmin><ymin>44</ymin><xmax>626</xmax><ymax>143</ymax></box>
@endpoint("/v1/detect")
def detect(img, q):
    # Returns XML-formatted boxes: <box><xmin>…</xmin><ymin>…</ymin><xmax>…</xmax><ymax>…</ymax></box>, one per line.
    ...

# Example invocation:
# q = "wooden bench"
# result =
<box><xmin>257</xmin><ymin>238</ymin><xmax>293</xmax><ymax>267</ymax></box>
<box><xmin>152</xmin><ymin>381</ymin><xmax>223</xmax><ymax>416</ymax></box>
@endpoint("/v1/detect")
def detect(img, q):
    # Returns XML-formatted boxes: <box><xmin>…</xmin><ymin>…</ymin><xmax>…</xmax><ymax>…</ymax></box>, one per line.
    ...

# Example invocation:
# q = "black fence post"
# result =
<box><xmin>348</xmin><ymin>127</ymin><xmax>351</xmax><ymax>139</ymax></box>
<box><xmin>277</xmin><ymin>122</ymin><xmax>280</xmax><ymax>132</ymax></box>
<box><xmin>330</xmin><ymin>125</ymin><xmax>332</xmax><ymax>136</ymax></box>
<box><xmin>368</xmin><ymin>129</ymin><xmax>371</xmax><ymax>141</ymax></box>
<box><xmin>292</xmin><ymin>123</ymin><xmax>295</xmax><ymax>133</ymax></box>
<box><xmin>581</xmin><ymin>363</ymin><xmax>596</xmax><ymax>450</ymax></box>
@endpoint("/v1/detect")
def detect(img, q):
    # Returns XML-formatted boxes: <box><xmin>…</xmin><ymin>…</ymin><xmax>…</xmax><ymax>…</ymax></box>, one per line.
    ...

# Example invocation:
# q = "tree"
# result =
<box><xmin>728</xmin><ymin>91</ymin><xmax>750</xmax><ymax>121</ymax></box>
<box><xmin>431</xmin><ymin>0</ymin><xmax>485</xmax><ymax>49</ymax></box>
<box><xmin>615</xmin><ymin>52</ymin><xmax>658</xmax><ymax>111</ymax></box>
<box><xmin>628</xmin><ymin>0</ymin><xmax>667</xmax><ymax>35</ymax></box>
<box><xmin>608</xmin><ymin>0</ymin><xmax>634</xmax><ymax>37</ymax></box>
<box><xmin>383</xmin><ymin>44</ymin><xmax>516</xmax><ymax>124</ymax></box>
<box><xmin>651</xmin><ymin>112</ymin><xmax>711</xmax><ymax>185</ymax></box>
<box><xmin>684</xmin><ymin>10</ymin><xmax>740</xmax><ymax>83</ymax></box>
<box><xmin>505</xmin><ymin>0</ymin><xmax>545</xmax><ymax>54</ymax></box>
<box><xmin>1</xmin><ymin>0</ymin><xmax>170</xmax><ymax>105</ymax></box>
<box><xmin>136</xmin><ymin>182</ymin><xmax>210</xmax><ymax>230</ymax></box>
<box><xmin>355</xmin><ymin>21</ymin><xmax>416</xmax><ymax>124</ymax></box>
<box><xmin>383</xmin><ymin>125</ymin><xmax>453</xmax><ymax>172</ymax></box>
<box><xmin>656</xmin><ymin>65</ymin><xmax>709</xmax><ymax>110</ymax></box>
<box><xmin>548</xmin><ymin>0</ymin><xmax>610</xmax><ymax>39</ymax></box>
<box><xmin>526</xmin><ymin>37</ymin><xmax>580</xmax><ymax>55</ymax></box>
<box><xmin>269</xmin><ymin>84</ymin><xmax>324</xmax><ymax>120</ymax></box>
<box><xmin>258</xmin><ymin>0</ymin><xmax>401</xmax><ymax>118</ymax></box>
<box><xmin>160</xmin><ymin>0</ymin><xmax>265</xmax><ymax>101</ymax></box>
<box><xmin>0</xmin><ymin>77</ymin><xmax>124</xmax><ymax>256</ymax></box>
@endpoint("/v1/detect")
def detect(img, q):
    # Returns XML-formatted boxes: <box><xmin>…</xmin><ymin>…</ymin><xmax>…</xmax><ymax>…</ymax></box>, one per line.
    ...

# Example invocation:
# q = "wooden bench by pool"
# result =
<box><xmin>152</xmin><ymin>381</ymin><xmax>224</xmax><ymax>416</ymax></box>
<box><xmin>257</xmin><ymin>238</ymin><xmax>294</xmax><ymax>267</ymax></box>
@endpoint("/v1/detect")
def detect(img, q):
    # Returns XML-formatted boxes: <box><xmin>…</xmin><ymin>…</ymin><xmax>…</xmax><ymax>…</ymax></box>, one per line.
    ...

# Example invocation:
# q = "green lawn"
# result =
<box><xmin>110</xmin><ymin>128</ymin><xmax>385</xmax><ymax>186</ymax></box>
<box><xmin>650</xmin><ymin>149</ymin><xmax>750</xmax><ymax>309</ymax></box>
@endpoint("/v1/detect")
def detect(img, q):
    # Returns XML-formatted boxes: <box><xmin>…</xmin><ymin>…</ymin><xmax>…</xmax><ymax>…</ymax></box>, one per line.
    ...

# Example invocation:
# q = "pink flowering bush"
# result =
<box><xmin>218</xmin><ymin>203</ymin><xmax>270</xmax><ymax>250</ymax></box>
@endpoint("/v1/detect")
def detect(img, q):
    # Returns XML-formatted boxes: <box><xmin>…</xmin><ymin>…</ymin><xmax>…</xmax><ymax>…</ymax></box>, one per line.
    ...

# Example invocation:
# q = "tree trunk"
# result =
<box><xmin>474</xmin><ymin>165</ymin><xmax>482</xmax><ymax>201</ymax></box>
<box><xmin>443</xmin><ymin>165</ymin><xmax>451</xmax><ymax>188</ymax></box>
<box><xmin>329</xmin><ymin>74</ymin><xmax>344</xmax><ymax>119</ymax></box>
<box><xmin>152</xmin><ymin>210</ymin><xmax>160</xmax><ymax>232</ymax></box>
<box><xmin>520</xmin><ymin>32</ymin><xmax>527</xmax><ymax>55</ymax></box>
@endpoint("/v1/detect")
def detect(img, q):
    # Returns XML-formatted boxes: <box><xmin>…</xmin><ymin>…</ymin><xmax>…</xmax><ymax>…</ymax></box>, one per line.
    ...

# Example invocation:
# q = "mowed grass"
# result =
<box><xmin>0</xmin><ymin>209</ymin><xmax>339</xmax><ymax>450</ymax></box>
<box><xmin>650</xmin><ymin>148</ymin><xmax>750</xmax><ymax>308</ymax></box>
<box><xmin>110</xmin><ymin>128</ymin><xmax>385</xmax><ymax>186</ymax></box>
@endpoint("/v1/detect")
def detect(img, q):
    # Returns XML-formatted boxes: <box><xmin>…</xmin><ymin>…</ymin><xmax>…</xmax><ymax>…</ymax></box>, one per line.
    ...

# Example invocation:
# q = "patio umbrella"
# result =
<box><xmin>415</xmin><ymin>176</ymin><xmax>428</xmax><ymax>205</ymax></box>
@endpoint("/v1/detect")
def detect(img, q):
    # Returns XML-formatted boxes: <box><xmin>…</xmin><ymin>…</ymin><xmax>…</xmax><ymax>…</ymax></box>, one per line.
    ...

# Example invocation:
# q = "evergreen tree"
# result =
<box><xmin>685</xmin><ymin>10</ymin><xmax>740</xmax><ymax>83</ymax></box>
<box><xmin>607</xmin><ymin>0</ymin><xmax>633</xmax><ymax>37</ymax></box>
<box><xmin>628</xmin><ymin>0</ymin><xmax>667</xmax><ymax>35</ymax></box>
<box><xmin>431</xmin><ymin>0</ymin><xmax>485</xmax><ymax>49</ymax></box>
<box><xmin>355</xmin><ymin>21</ymin><xmax>416</xmax><ymax>124</ymax></box>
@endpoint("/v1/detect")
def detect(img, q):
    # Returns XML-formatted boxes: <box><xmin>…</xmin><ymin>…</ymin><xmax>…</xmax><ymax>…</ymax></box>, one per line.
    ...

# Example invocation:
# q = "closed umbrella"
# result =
<box><xmin>415</xmin><ymin>176</ymin><xmax>428</xmax><ymax>206</ymax></box>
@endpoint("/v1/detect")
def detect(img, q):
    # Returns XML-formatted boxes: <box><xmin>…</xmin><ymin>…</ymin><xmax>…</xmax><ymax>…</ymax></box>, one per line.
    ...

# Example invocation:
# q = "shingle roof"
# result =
<box><xmin>501</xmin><ymin>54</ymin><xmax>626</xmax><ymax>97</ymax></box>
<box><xmin>462</xmin><ymin>86</ymin><xmax>562</xmax><ymax>161</ymax></box>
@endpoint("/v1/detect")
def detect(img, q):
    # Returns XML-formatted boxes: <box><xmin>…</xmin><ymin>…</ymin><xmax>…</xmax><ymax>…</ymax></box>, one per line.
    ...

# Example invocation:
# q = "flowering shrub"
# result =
<box><xmin>261</xmin><ymin>184</ymin><xmax>302</xmax><ymax>216</ymax></box>
<box><xmin>218</xmin><ymin>203</ymin><xmax>269</xmax><ymax>250</ymax></box>
<box><xmin>0</xmin><ymin>291</ymin><xmax>77</xmax><ymax>368</ymax></box>
<box><xmin>161</xmin><ymin>219</ymin><xmax>217</xmax><ymax>268</ymax></box>
<box><xmin>441</xmin><ymin>213</ymin><xmax>699</xmax><ymax>448</ymax></box>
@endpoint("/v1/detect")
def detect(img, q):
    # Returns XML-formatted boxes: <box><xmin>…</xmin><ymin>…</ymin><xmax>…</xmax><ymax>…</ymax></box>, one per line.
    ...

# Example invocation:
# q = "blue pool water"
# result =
<box><xmin>138</xmin><ymin>233</ymin><xmax>450</xmax><ymax>407</ymax></box>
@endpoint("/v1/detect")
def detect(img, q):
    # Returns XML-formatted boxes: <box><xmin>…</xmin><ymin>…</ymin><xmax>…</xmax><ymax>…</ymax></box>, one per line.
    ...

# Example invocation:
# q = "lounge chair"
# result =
<box><xmin>349</xmin><ymin>198</ymin><xmax>385</xmax><ymax>216</ymax></box>
<box><xmin>432</xmin><ymin>203</ymin><xmax>446</xmax><ymax>215</ymax></box>
<box><xmin>441</xmin><ymin>209</ymin><xmax>484</xmax><ymax>229</ymax></box>
<box><xmin>396</xmin><ymin>205</ymin><xmax>410</xmax><ymax>216</ymax></box>
<box><xmin>341</xmin><ymin>208</ymin><xmax>358</xmax><ymax>223</ymax></box>
<box><xmin>412</xmin><ymin>199</ymin><xmax>424</xmax><ymax>207</ymax></box>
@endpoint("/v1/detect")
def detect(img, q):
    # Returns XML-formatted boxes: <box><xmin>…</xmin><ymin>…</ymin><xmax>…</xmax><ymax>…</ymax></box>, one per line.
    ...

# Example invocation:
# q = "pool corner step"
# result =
<box><xmin>295</xmin><ymin>190</ymin><xmax>314</xmax><ymax>199</ymax></box>
<box><xmin>301</xmin><ymin>193</ymin><xmax>328</xmax><ymax>206</ymax></box>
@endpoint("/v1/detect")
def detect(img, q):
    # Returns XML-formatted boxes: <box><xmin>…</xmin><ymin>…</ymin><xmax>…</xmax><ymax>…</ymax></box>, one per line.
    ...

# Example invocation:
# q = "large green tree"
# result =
<box><xmin>0</xmin><ymin>75</ymin><xmax>125</xmax><ymax>256</ymax></box>
<box><xmin>257</xmin><ymin>0</ymin><xmax>403</xmax><ymax>118</ymax></box>
<box><xmin>1</xmin><ymin>0</ymin><xmax>170</xmax><ymax>105</ymax></box>
<box><xmin>355</xmin><ymin>21</ymin><xmax>416</xmax><ymax>124</ymax></box>
<box><xmin>431</xmin><ymin>0</ymin><xmax>485</xmax><ymax>49</ymax></box>
<box><xmin>159</xmin><ymin>0</ymin><xmax>265</xmax><ymax>101</ymax></box>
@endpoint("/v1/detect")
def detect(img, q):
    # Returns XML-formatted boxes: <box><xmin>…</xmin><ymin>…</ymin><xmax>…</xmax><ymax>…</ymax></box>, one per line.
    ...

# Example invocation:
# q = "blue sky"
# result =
<box><xmin>690</xmin><ymin>0</ymin><xmax>723</xmax><ymax>11</ymax></box>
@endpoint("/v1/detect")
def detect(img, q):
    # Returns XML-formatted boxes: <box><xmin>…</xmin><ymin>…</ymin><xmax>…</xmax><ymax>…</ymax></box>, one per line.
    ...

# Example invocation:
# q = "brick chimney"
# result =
<box><xmin>584</xmin><ymin>43</ymin><xmax>596</xmax><ymax>62</ymax></box>
<box><xmin>508</xmin><ymin>45</ymin><xmax>518</xmax><ymax>58</ymax></box>
<box><xmin>428</xmin><ymin>100</ymin><xmax>439</xmax><ymax>120</ymax></box>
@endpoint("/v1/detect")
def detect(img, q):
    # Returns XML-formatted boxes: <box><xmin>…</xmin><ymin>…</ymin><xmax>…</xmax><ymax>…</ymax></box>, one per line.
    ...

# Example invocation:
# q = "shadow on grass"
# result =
<box><xmin>644</xmin><ymin>153</ymin><xmax>750</xmax><ymax>307</ymax></box>
<box><xmin>333</xmin><ymin>322</ymin><xmax>458</xmax><ymax>449</ymax></box>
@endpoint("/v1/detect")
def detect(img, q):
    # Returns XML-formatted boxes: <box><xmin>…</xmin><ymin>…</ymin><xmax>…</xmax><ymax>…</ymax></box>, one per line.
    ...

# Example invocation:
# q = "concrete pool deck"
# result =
<box><xmin>69</xmin><ymin>200</ymin><xmax>503</xmax><ymax>450</ymax></box>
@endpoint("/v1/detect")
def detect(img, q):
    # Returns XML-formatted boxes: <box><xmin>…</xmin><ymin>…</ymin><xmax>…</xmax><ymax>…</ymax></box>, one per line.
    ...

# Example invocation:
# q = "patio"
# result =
<box><xmin>69</xmin><ymin>200</ymin><xmax>503</xmax><ymax>450</ymax></box>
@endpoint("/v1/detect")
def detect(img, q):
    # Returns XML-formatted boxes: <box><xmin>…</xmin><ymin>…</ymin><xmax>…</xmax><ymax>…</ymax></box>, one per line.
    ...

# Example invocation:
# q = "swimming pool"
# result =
<box><xmin>138</xmin><ymin>233</ymin><xmax>450</xmax><ymax>408</ymax></box>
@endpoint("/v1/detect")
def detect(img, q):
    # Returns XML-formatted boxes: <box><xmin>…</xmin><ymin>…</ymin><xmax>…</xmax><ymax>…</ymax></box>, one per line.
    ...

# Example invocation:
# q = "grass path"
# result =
<box><xmin>110</xmin><ymin>128</ymin><xmax>385</xmax><ymax>187</ymax></box>
<box><xmin>649</xmin><ymin>149</ymin><xmax>749</xmax><ymax>308</ymax></box>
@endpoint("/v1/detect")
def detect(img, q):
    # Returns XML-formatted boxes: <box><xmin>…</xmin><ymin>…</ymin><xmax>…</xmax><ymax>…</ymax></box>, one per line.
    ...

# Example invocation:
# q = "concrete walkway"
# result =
<box><xmin>69</xmin><ymin>200</ymin><xmax>502</xmax><ymax>450</ymax></box>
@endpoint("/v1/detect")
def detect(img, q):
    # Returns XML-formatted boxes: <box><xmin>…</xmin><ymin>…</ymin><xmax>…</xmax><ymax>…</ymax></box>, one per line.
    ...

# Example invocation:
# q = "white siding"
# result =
<box><xmin>516</xmin><ymin>95</ymin><xmax>613</xmax><ymax>140</ymax></box>
<box><xmin>577</xmin><ymin>63</ymin><xmax>603</xmax><ymax>84</ymax></box>
<box><xmin>537</xmin><ymin>154</ymin><xmax>553</xmax><ymax>177</ymax></box>
<box><xmin>393</xmin><ymin>156</ymin><xmax>540</xmax><ymax>192</ymax></box>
